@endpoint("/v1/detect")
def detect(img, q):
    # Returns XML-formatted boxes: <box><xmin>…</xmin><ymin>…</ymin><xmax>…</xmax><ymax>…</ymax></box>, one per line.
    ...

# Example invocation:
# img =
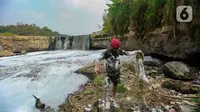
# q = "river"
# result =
<box><xmin>0</xmin><ymin>50</ymin><xmax>103</xmax><ymax>112</ymax></box>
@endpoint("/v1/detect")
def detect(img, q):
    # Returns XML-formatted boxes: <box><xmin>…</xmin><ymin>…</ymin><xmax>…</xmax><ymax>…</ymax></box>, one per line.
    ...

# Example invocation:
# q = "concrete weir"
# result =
<box><xmin>55</xmin><ymin>35</ymin><xmax>91</xmax><ymax>50</ymax></box>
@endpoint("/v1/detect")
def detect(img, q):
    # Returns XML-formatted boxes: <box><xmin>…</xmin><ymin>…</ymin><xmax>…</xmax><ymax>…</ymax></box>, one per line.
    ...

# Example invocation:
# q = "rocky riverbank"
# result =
<box><xmin>58</xmin><ymin>56</ymin><xmax>200</xmax><ymax>112</ymax></box>
<box><xmin>0</xmin><ymin>36</ymin><xmax>54</xmax><ymax>57</ymax></box>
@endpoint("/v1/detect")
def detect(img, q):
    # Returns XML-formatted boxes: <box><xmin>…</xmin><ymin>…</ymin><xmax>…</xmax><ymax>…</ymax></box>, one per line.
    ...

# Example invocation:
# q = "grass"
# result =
<box><xmin>93</xmin><ymin>75</ymin><xmax>104</xmax><ymax>87</ymax></box>
<box><xmin>82</xmin><ymin>90</ymin><xmax>94</xmax><ymax>95</ymax></box>
<box><xmin>192</xmin><ymin>94</ymin><xmax>200</xmax><ymax>112</ymax></box>
<box><xmin>117</xmin><ymin>82</ymin><xmax>127</xmax><ymax>94</ymax></box>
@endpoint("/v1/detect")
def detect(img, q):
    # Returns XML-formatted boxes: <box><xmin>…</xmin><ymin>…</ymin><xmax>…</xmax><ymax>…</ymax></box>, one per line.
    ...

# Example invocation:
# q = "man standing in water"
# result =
<box><xmin>95</xmin><ymin>37</ymin><xmax>142</xmax><ymax>106</ymax></box>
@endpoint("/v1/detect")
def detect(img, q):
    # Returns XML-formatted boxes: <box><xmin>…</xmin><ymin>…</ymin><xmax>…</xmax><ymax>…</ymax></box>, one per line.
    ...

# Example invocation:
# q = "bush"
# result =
<box><xmin>0</xmin><ymin>32</ymin><xmax>18</xmax><ymax>36</ymax></box>
<box><xmin>192</xmin><ymin>94</ymin><xmax>200</xmax><ymax>112</ymax></box>
<box><xmin>117</xmin><ymin>82</ymin><xmax>127</xmax><ymax>94</ymax></box>
<box><xmin>93</xmin><ymin>76</ymin><xmax>104</xmax><ymax>86</ymax></box>
<box><xmin>82</xmin><ymin>90</ymin><xmax>93</xmax><ymax>95</ymax></box>
<box><xmin>102</xmin><ymin>0</ymin><xmax>176</xmax><ymax>36</ymax></box>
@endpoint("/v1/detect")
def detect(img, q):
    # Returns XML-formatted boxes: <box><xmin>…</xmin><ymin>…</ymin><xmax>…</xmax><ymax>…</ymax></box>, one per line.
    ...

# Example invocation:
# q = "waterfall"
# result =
<box><xmin>55</xmin><ymin>37</ymin><xmax>62</xmax><ymax>50</ymax></box>
<box><xmin>63</xmin><ymin>36</ymin><xmax>71</xmax><ymax>50</ymax></box>
<box><xmin>55</xmin><ymin>35</ymin><xmax>90</xmax><ymax>50</ymax></box>
<box><xmin>72</xmin><ymin>35</ymin><xmax>90</xmax><ymax>50</ymax></box>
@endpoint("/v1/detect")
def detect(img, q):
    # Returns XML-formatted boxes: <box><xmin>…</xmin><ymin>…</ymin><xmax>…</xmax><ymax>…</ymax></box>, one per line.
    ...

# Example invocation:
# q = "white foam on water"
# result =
<box><xmin>0</xmin><ymin>50</ymin><xmax>102</xmax><ymax>112</ymax></box>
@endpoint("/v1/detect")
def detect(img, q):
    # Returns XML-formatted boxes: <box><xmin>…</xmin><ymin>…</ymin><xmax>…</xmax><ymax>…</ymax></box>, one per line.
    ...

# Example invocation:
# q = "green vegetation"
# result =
<box><xmin>102</xmin><ymin>0</ymin><xmax>171</xmax><ymax>35</ymax></box>
<box><xmin>0</xmin><ymin>22</ymin><xmax>61</xmax><ymax>36</ymax></box>
<box><xmin>102</xmin><ymin>0</ymin><xmax>200</xmax><ymax>39</ymax></box>
<box><xmin>192</xmin><ymin>94</ymin><xmax>200</xmax><ymax>112</ymax></box>
<box><xmin>82</xmin><ymin>90</ymin><xmax>94</xmax><ymax>95</ymax></box>
<box><xmin>0</xmin><ymin>32</ymin><xmax>18</xmax><ymax>36</ymax></box>
<box><xmin>93</xmin><ymin>75</ymin><xmax>104</xmax><ymax>86</ymax></box>
<box><xmin>117</xmin><ymin>82</ymin><xmax>127</xmax><ymax>94</ymax></box>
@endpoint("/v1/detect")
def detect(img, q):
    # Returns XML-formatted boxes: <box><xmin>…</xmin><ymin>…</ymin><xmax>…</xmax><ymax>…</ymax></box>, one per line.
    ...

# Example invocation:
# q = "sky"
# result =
<box><xmin>0</xmin><ymin>0</ymin><xmax>111</xmax><ymax>35</ymax></box>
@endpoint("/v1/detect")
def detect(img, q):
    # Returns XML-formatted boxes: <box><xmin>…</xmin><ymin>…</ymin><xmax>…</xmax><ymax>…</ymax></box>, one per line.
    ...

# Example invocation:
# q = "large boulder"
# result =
<box><xmin>162</xmin><ymin>61</ymin><xmax>195</xmax><ymax>80</ymax></box>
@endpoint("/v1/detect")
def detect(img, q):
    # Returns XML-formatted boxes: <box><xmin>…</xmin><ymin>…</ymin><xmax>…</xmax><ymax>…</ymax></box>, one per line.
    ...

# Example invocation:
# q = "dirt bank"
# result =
<box><xmin>58</xmin><ymin>60</ymin><xmax>197</xmax><ymax>112</ymax></box>
<box><xmin>0</xmin><ymin>36</ymin><xmax>54</xmax><ymax>57</ymax></box>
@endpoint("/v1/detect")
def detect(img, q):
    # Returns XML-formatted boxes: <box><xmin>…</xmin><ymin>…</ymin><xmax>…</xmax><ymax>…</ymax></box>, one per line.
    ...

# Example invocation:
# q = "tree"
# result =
<box><xmin>0</xmin><ymin>23</ymin><xmax>61</xmax><ymax>36</ymax></box>
<box><xmin>102</xmin><ymin>0</ymin><xmax>173</xmax><ymax>37</ymax></box>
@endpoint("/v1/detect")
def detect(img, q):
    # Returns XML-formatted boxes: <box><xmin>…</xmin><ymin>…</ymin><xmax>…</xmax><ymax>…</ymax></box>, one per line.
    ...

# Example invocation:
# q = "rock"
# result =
<box><xmin>176</xmin><ymin>102</ymin><xmax>182</xmax><ymax>105</ymax></box>
<box><xmin>168</xmin><ymin>108</ymin><xmax>176</xmax><ymax>112</ymax></box>
<box><xmin>151</xmin><ymin>108</ymin><xmax>164</xmax><ymax>112</ymax></box>
<box><xmin>126</xmin><ymin>97</ymin><xmax>132</xmax><ymax>102</ymax></box>
<box><xmin>151</xmin><ymin>108</ymin><xmax>157</xmax><ymax>112</ymax></box>
<box><xmin>161</xmin><ymin>80</ymin><xmax>200</xmax><ymax>94</ymax></box>
<box><xmin>145</xmin><ymin>65</ymin><xmax>164</xmax><ymax>78</ymax></box>
<box><xmin>0</xmin><ymin>50</ymin><xmax>14</xmax><ymax>57</ymax></box>
<box><xmin>161</xmin><ymin>25</ymin><xmax>173</xmax><ymax>33</ymax></box>
<box><xmin>170</xmin><ymin>102</ymin><xmax>175</xmax><ymax>105</ymax></box>
<box><xmin>75</xmin><ymin>64</ymin><xmax>96</xmax><ymax>80</ymax></box>
<box><xmin>0</xmin><ymin>45</ymin><xmax>3</xmax><ymax>50</ymax></box>
<box><xmin>21</xmin><ymin>50</ymin><xmax>27</xmax><ymax>55</ymax></box>
<box><xmin>182</xmin><ymin>100</ymin><xmax>196</xmax><ymax>106</ymax></box>
<box><xmin>144</xmin><ymin>56</ymin><xmax>163</xmax><ymax>66</ymax></box>
<box><xmin>33</xmin><ymin>95</ymin><xmax>55</xmax><ymax>112</ymax></box>
<box><xmin>0</xmin><ymin>36</ymin><xmax>50</xmax><ymax>57</ymax></box>
<box><xmin>163</xmin><ymin>105</ymin><xmax>171</xmax><ymax>110</ymax></box>
<box><xmin>162</xmin><ymin>61</ymin><xmax>195</xmax><ymax>80</ymax></box>
<box><xmin>180</xmin><ymin>105</ymin><xmax>195</xmax><ymax>112</ymax></box>
<box><xmin>176</xmin><ymin>23</ymin><xmax>188</xmax><ymax>32</ymax></box>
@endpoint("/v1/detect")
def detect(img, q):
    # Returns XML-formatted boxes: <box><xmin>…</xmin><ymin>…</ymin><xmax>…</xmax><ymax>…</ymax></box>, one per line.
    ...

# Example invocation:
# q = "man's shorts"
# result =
<box><xmin>105</xmin><ymin>73</ymin><xmax>120</xmax><ymax>89</ymax></box>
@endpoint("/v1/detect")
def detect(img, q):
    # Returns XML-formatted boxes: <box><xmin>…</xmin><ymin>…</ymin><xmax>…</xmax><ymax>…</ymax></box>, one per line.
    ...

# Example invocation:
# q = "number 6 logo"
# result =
<box><xmin>176</xmin><ymin>6</ymin><xmax>193</xmax><ymax>22</ymax></box>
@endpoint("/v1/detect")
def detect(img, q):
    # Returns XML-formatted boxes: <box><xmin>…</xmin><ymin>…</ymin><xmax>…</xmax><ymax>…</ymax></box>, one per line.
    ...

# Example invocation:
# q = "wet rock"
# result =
<box><xmin>33</xmin><ymin>95</ymin><xmax>55</xmax><ymax>112</ymax></box>
<box><xmin>161</xmin><ymin>80</ymin><xmax>200</xmax><ymax>94</ymax></box>
<box><xmin>162</xmin><ymin>61</ymin><xmax>196</xmax><ymax>80</ymax></box>
<box><xmin>75</xmin><ymin>65</ymin><xmax>96</xmax><ymax>80</ymax></box>
<box><xmin>144</xmin><ymin>56</ymin><xmax>163</xmax><ymax>66</ymax></box>
<box><xmin>21</xmin><ymin>50</ymin><xmax>27</xmax><ymax>55</ymax></box>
